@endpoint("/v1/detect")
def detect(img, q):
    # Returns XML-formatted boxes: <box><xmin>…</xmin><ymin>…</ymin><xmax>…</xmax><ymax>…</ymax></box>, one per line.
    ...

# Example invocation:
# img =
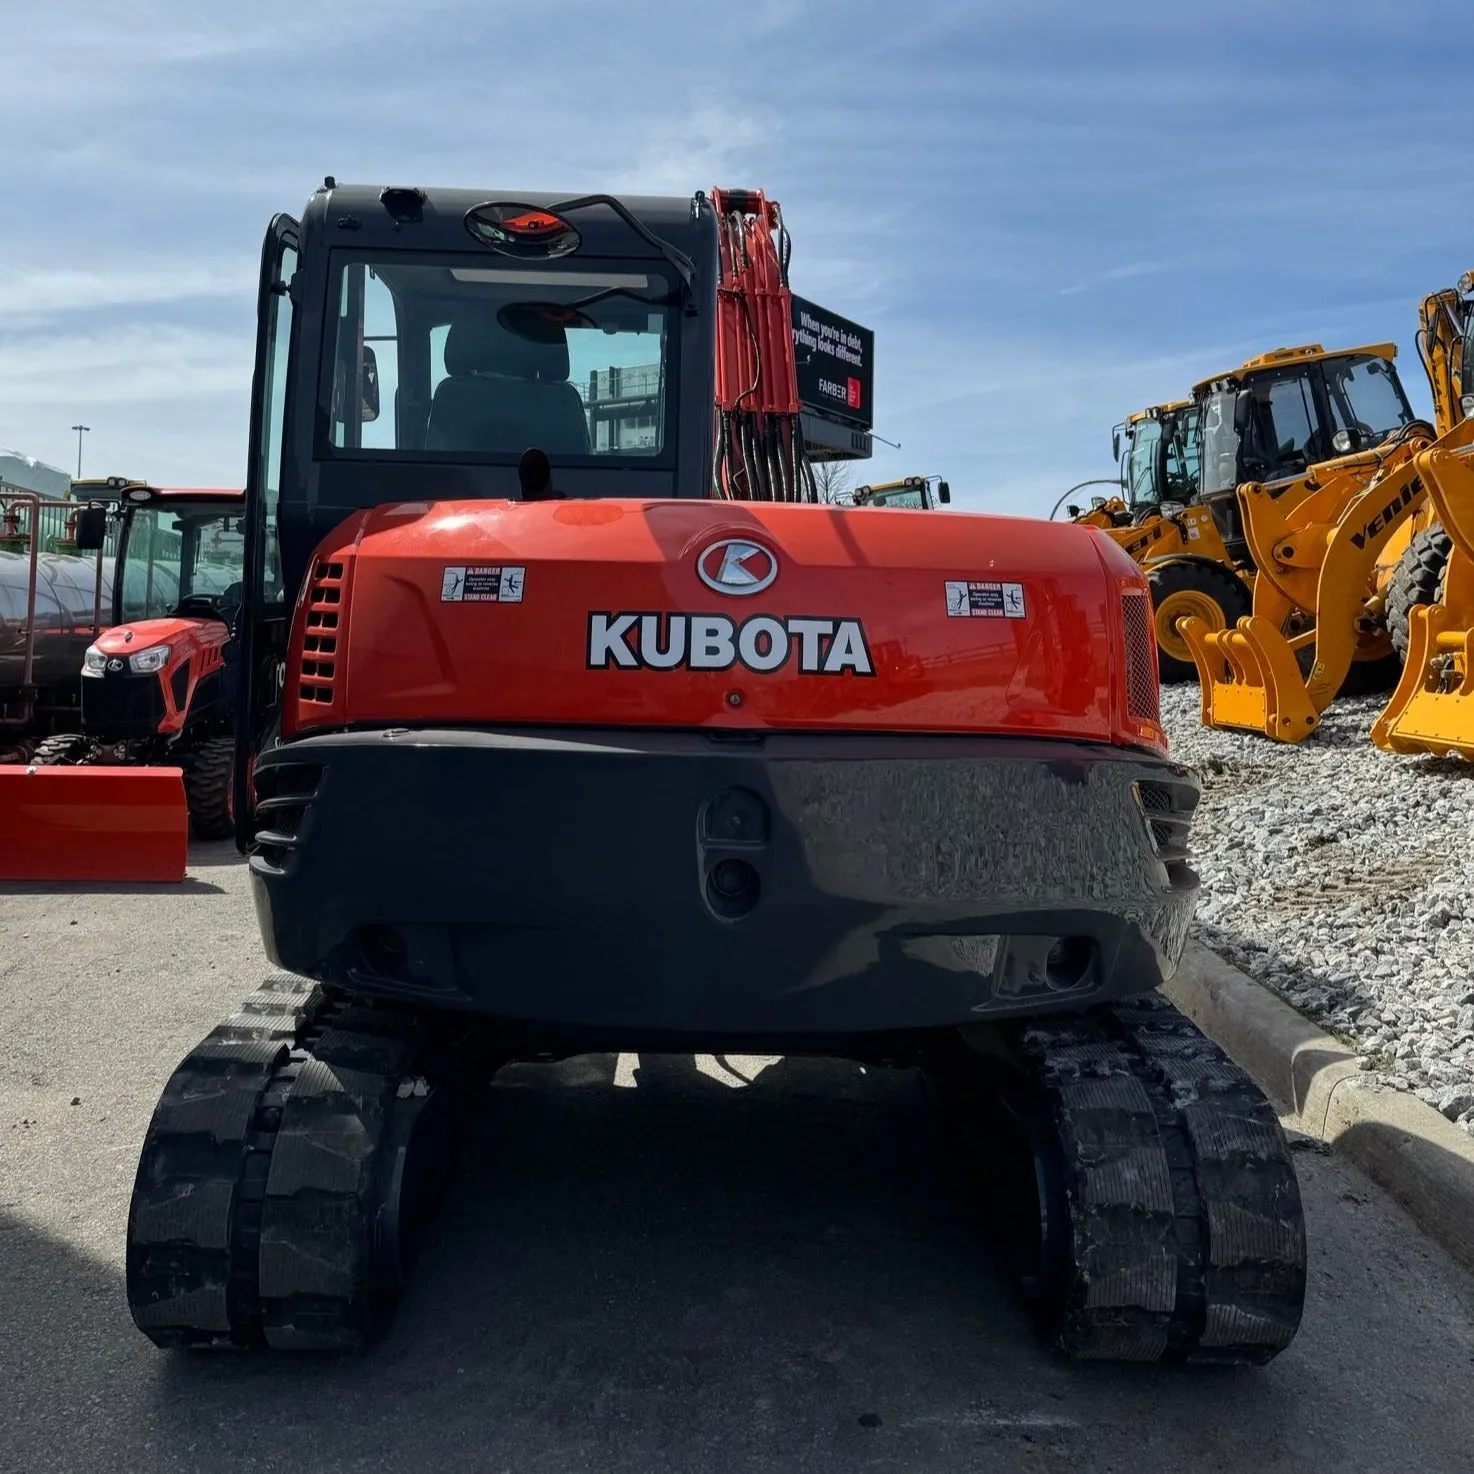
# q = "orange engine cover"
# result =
<box><xmin>283</xmin><ymin>500</ymin><xmax>1164</xmax><ymax>752</ymax></box>
<box><xmin>90</xmin><ymin>616</ymin><xmax>230</xmax><ymax>734</ymax></box>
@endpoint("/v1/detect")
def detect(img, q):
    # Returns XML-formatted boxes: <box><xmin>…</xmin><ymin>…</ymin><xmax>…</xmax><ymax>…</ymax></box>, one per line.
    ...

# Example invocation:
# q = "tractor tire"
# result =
<box><xmin>1146</xmin><ymin>561</ymin><xmax>1251</xmax><ymax>684</ymax></box>
<box><xmin>30</xmin><ymin>733</ymin><xmax>88</xmax><ymax>766</ymax></box>
<box><xmin>1385</xmin><ymin>526</ymin><xmax>1452</xmax><ymax>664</ymax></box>
<box><xmin>183</xmin><ymin>736</ymin><xmax>234</xmax><ymax>840</ymax></box>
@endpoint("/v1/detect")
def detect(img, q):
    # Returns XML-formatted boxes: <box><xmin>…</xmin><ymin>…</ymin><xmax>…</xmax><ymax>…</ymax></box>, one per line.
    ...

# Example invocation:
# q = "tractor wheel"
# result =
<box><xmin>1385</xmin><ymin>526</ymin><xmax>1452</xmax><ymax>664</ymax></box>
<box><xmin>1146</xmin><ymin>561</ymin><xmax>1252</xmax><ymax>684</ymax></box>
<box><xmin>183</xmin><ymin>736</ymin><xmax>234</xmax><ymax>840</ymax></box>
<box><xmin>30</xmin><ymin>733</ymin><xmax>88</xmax><ymax>766</ymax></box>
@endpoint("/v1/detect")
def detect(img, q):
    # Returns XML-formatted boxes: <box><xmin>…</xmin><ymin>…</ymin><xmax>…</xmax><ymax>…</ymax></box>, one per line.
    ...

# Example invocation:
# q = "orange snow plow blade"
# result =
<box><xmin>0</xmin><ymin>765</ymin><xmax>189</xmax><ymax>883</ymax></box>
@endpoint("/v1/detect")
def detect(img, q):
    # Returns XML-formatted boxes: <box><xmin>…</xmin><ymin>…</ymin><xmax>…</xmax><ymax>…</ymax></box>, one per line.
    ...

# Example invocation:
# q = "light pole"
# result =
<box><xmin>70</xmin><ymin>424</ymin><xmax>90</xmax><ymax>480</ymax></box>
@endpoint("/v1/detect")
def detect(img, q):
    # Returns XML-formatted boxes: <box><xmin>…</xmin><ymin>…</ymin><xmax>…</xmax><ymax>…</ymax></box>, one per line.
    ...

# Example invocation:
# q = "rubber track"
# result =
<box><xmin>125</xmin><ymin>974</ymin><xmax>476</xmax><ymax>1350</ymax></box>
<box><xmin>1005</xmin><ymin>993</ymin><xmax>1306</xmax><ymax>1364</ymax></box>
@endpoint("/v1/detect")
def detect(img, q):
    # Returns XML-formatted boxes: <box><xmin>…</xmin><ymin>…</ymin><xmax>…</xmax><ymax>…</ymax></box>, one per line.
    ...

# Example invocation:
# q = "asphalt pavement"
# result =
<box><xmin>2</xmin><ymin>846</ymin><xmax>1469</xmax><ymax>1474</ymax></box>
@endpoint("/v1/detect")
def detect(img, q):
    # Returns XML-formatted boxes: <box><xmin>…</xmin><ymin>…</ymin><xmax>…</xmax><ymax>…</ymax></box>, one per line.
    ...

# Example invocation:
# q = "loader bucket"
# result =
<box><xmin>0</xmin><ymin>765</ymin><xmax>189</xmax><ymax>883</ymax></box>
<box><xmin>1180</xmin><ymin>613</ymin><xmax>1320</xmax><ymax>742</ymax></box>
<box><xmin>1372</xmin><ymin>544</ymin><xmax>1474</xmax><ymax>759</ymax></box>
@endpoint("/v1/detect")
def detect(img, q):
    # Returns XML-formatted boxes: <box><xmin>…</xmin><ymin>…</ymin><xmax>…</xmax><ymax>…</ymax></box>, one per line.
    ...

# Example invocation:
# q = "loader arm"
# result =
<box><xmin>1373</xmin><ymin>439</ymin><xmax>1474</xmax><ymax>757</ymax></box>
<box><xmin>1417</xmin><ymin>280</ymin><xmax>1474</xmax><ymax>437</ymax></box>
<box><xmin>1182</xmin><ymin>425</ymin><xmax>1446</xmax><ymax>742</ymax></box>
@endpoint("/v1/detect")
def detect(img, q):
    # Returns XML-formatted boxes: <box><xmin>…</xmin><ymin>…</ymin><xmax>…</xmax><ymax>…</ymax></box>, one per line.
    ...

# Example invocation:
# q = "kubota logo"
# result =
<box><xmin>697</xmin><ymin>539</ymin><xmax>778</xmax><ymax>596</ymax></box>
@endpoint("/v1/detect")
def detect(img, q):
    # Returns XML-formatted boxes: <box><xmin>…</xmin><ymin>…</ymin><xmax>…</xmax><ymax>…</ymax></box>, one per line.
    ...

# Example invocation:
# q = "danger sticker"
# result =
<box><xmin>944</xmin><ymin>580</ymin><xmax>1026</xmax><ymax>619</ymax></box>
<box><xmin>441</xmin><ymin>565</ymin><xmax>525</xmax><ymax>603</ymax></box>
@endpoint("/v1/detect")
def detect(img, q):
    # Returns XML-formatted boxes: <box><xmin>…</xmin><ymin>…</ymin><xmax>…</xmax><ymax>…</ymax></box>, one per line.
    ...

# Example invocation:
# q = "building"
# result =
<box><xmin>584</xmin><ymin>364</ymin><xmax>662</xmax><ymax>452</ymax></box>
<box><xmin>0</xmin><ymin>449</ymin><xmax>71</xmax><ymax>499</ymax></box>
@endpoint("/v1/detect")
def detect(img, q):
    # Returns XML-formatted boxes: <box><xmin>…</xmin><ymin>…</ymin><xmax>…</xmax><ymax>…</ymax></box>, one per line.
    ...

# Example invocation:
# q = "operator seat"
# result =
<box><xmin>426</xmin><ymin>307</ymin><xmax>591</xmax><ymax>456</ymax></box>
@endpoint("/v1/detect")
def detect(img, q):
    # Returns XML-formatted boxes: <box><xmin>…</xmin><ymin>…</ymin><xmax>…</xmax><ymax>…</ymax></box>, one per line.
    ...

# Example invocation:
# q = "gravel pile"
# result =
<box><xmin>1161</xmin><ymin>683</ymin><xmax>1474</xmax><ymax>1130</ymax></box>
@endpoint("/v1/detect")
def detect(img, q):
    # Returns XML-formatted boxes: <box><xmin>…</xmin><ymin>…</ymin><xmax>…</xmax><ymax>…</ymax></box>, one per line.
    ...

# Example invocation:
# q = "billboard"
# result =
<box><xmin>791</xmin><ymin>296</ymin><xmax>874</xmax><ymax>431</ymax></box>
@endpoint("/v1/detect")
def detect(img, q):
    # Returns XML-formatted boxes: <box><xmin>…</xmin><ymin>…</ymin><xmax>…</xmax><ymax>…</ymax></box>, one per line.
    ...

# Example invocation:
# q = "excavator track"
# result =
<box><xmin>128</xmin><ymin>979</ymin><xmax>1304</xmax><ymax>1365</ymax></box>
<box><xmin>126</xmin><ymin>973</ymin><xmax>486</xmax><ymax>1350</ymax></box>
<box><xmin>937</xmin><ymin>992</ymin><xmax>1306</xmax><ymax>1365</ymax></box>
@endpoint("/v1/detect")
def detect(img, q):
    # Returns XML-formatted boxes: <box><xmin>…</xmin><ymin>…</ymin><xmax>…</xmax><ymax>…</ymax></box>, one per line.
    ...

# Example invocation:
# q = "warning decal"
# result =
<box><xmin>441</xmin><ymin>565</ymin><xmax>526</xmax><ymax>603</ymax></box>
<box><xmin>944</xmin><ymin>580</ymin><xmax>1026</xmax><ymax>619</ymax></box>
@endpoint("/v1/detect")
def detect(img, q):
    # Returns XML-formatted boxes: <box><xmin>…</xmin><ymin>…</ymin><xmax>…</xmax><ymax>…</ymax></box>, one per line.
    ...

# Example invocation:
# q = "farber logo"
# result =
<box><xmin>588</xmin><ymin>612</ymin><xmax>874</xmax><ymax>675</ymax></box>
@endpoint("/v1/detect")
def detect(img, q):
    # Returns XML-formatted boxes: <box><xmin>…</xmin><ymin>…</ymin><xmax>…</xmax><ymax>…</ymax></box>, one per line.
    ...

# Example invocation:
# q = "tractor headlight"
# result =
<box><xmin>82</xmin><ymin>645</ymin><xmax>107</xmax><ymax>678</ymax></box>
<box><xmin>128</xmin><ymin>645</ymin><xmax>172</xmax><ymax>674</ymax></box>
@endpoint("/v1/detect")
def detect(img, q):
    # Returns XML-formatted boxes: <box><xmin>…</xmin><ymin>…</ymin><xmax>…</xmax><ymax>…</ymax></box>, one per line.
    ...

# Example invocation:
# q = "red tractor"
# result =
<box><xmin>120</xmin><ymin>181</ymin><xmax>1306</xmax><ymax>1365</ymax></box>
<box><xmin>33</xmin><ymin>484</ymin><xmax>245</xmax><ymax>838</ymax></box>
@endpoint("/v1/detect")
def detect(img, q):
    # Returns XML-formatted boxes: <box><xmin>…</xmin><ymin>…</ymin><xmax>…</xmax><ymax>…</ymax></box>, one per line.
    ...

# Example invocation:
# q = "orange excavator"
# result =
<box><xmin>118</xmin><ymin>179</ymin><xmax>1305</xmax><ymax>1366</ymax></box>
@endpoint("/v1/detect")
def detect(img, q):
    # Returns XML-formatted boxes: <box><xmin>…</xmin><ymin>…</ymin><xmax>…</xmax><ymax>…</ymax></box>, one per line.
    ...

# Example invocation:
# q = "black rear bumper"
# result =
<box><xmin>248</xmin><ymin>727</ymin><xmax>1199</xmax><ymax>1041</ymax></box>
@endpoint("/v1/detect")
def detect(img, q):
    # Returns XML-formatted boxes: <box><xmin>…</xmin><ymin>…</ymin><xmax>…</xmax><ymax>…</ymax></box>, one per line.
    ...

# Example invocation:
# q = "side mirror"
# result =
<box><xmin>1233</xmin><ymin>389</ymin><xmax>1254</xmax><ymax>434</ymax></box>
<box><xmin>74</xmin><ymin>504</ymin><xmax>108</xmax><ymax>552</ymax></box>
<box><xmin>360</xmin><ymin>345</ymin><xmax>380</xmax><ymax>423</ymax></box>
<box><xmin>937</xmin><ymin>480</ymin><xmax>951</xmax><ymax>504</ymax></box>
<box><xmin>1112</xmin><ymin>430</ymin><xmax>1122</xmax><ymax>461</ymax></box>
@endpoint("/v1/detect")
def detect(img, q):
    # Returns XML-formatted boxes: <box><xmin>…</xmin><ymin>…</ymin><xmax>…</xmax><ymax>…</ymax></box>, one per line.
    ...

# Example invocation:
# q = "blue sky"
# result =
<box><xmin>1</xmin><ymin>0</ymin><xmax>1467</xmax><ymax>511</ymax></box>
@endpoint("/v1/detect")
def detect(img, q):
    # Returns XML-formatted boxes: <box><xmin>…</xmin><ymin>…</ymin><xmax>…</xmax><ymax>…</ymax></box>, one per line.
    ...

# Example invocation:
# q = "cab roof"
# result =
<box><xmin>1126</xmin><ymin>399</ymin><xmax>1193</xmax><ymax>425</ymax></box>
<box><xmin>1192</xmin><ymin>342</ymin><xmax>1399</xmax><ymax>396</ymax></box>
<box><xmin>300</xmin><ymin>182</ymin><xmax>711</xmax><ymax>264</ymax></box>
<box><xmin>70</xmin><ymin>478</ymin><xmax>243</xmax><ymax>503</ymax></box>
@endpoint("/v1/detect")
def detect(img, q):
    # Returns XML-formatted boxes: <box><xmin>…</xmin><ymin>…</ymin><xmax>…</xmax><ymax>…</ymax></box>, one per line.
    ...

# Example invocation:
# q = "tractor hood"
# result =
<box><xmin>92</xmin><ymin>616</ymin><xmax>231</xmax><ymax>656</ymax></box>
<box><xmin>282</xmin><ymin>500</ymin><xmax>1163</xmax><ymax>751</ymax></box>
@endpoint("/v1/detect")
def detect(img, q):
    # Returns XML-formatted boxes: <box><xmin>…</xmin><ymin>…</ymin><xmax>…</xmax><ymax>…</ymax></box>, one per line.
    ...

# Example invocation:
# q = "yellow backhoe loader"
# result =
<box><xmin>1175</xmin><ymin>341</ymin><xmax>1437</xmax><ymax>739</ymax></box>
<box><xmin>1083</xmin><ymin>346</ymin><xmax>1417</xmax><ymax>684</ymax></box>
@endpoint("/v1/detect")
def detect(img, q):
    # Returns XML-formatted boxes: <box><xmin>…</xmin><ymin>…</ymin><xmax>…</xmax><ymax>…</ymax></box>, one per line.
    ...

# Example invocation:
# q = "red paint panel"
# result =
<box><xmin>283</xmin><ymin>500</ymin><xmax>1163</xmax><ymax>752</ymax></box>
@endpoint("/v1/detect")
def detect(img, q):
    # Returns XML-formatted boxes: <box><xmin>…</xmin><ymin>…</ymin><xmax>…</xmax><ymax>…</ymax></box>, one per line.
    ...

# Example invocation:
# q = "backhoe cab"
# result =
<box><xmin>849</xmin><ymin>475</ymin><xmax>950</xmax><ymax>509</ymax></box>
<box><xmin>1111</xmin><ymin>400</ymin><xmax>1202</xmax><ymax>520</ymax></box>
<box><xmin>1192</xmin><ymin>342</ymin><xmax>1419</xmax><ymax>560</ymax></box>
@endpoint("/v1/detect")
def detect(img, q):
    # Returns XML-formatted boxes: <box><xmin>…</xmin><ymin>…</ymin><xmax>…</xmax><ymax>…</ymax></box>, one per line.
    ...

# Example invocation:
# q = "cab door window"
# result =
<box><xmin>1248</xmin><ymin>372</ymin><xmax>1321</xmax><ymax>477</ymax></box>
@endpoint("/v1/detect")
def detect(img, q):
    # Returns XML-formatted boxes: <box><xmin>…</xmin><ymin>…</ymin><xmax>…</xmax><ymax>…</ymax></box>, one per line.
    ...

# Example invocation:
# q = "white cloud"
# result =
<box><xmin>0</xmin><ymin>262</ymin><xmax>255</xmax><ymax>319</ymax></box>
<box><xmin>0</xmin><ymin>325</ymin><xmax>250</xmax><ymax>409</ymax></box>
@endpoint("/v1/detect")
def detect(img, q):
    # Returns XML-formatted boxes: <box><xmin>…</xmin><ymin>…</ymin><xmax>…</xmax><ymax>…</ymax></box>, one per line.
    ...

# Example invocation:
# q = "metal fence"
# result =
<box><xmin>0</xmin><ymin>485</ymin><xmax>122</xmax><ymax>558</ymax></box>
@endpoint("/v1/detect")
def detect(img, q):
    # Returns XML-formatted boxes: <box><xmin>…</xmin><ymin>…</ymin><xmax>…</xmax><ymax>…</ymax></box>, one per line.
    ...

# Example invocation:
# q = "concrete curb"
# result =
<box><xmin>1165</xmin><ymin>940</ymin><xmax>1474</xmax><ymax>1276</ymax></box>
